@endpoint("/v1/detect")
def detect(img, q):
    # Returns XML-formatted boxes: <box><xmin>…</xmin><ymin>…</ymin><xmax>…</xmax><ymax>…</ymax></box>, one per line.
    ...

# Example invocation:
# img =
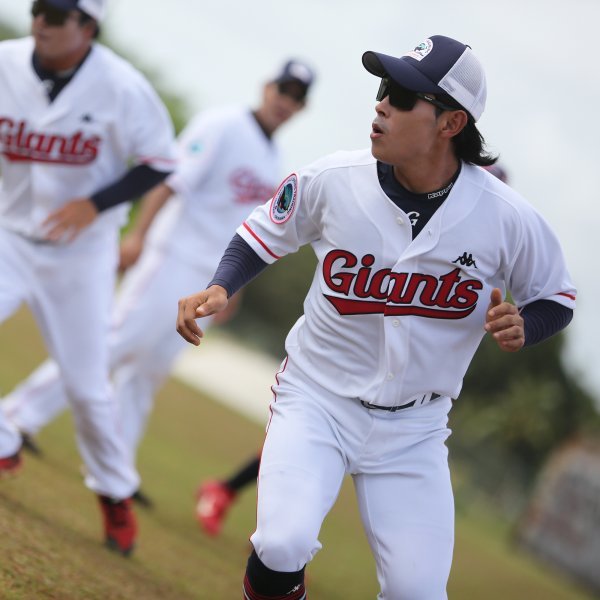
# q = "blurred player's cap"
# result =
<box><xmin>272</xmin><ymin>59</ymin><xmax>315</xmax><ymax>101</ymax></box>
<box><xmin>362</xmin><ymin>35</ymin><xmax>486</xmax><ymax>121</ymax></box>
<box><xmin>483</xmin><ymin>163</ymin><xmax>509</xmax><ymax>183</ymax></box>
<box><xmin>45</xmin><ymin>0</ymin><xmax>107</xmax><ymax>21</ymax></box>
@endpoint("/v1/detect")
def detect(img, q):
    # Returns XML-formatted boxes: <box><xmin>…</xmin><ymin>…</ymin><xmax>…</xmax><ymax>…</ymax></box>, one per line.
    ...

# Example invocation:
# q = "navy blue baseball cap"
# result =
<box><xmin>362</xmin><ymin>35</ymin><xmax>487</xmax><ymax>121</ymax></box>
<box><xmin>272</xmin><ymin>59</ymin><xmax>315</xmax><ymax>99</ymax></box>
<box><xmin>44</xmin><ymin>0</ymin><xmax>107</xmax><ymax>21</ymax></box>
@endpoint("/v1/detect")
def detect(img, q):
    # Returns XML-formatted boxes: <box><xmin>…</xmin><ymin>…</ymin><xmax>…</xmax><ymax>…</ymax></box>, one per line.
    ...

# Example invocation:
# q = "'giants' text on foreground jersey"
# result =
<box><xmin>238</xmin><ymin>149</ymin><xmax>576</xmax><ymax>406</ymax></box>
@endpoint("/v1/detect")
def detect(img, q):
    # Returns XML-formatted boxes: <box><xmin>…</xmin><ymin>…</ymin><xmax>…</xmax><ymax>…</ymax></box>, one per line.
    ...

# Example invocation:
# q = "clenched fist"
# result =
<box><xmin>484</xmin><ymin>287</ymin><xmax>524</xmax><ymax>352</ymax></box>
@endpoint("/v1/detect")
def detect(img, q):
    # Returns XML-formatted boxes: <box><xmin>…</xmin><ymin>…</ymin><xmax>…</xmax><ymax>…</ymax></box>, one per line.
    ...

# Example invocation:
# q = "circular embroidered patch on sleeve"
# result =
<box><xmin>269</xmin><ymin>173</ymin><xmax>298</xmax><ymax>224</ymax></box>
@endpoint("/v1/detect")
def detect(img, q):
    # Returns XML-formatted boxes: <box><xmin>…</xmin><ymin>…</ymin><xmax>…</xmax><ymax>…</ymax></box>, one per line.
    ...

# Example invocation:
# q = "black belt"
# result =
<box><xmin>360</xmin><ymin>392</ymin><xmax>441</xmax><ymax>412</ymax></box>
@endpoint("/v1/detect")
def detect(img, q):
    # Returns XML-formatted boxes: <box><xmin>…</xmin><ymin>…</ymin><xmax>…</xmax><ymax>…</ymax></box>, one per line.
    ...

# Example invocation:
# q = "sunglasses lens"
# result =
<box><xmin>389</xmin><ymin>86</ymin><xmax>418</xmax><ymax>111</ymax></box>
<box><xmin>376</xmin><ymin>78</ymin><xmax>418</xmax><ymax>111</ymax></box>
<box><xmin>376</xmin><ymin>78</ymin><xmax>389</xmax><ymax>102</ymax></box>
<box><xmin>277</xmin><ymin>82</ymin><xmax>306</xmax><ymax>103</ymax></box>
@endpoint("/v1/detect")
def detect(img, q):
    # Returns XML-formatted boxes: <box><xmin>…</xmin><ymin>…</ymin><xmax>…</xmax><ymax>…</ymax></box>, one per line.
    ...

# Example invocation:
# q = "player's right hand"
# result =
<box><xmin>42</xmin><ymin>198</ymin><xmax>98</xmax><ymax>242</ymax></box>
<box><xmin>176</xmin><ymin>285</ymin><xmax>229</xmax><ymax>345</ymax></box>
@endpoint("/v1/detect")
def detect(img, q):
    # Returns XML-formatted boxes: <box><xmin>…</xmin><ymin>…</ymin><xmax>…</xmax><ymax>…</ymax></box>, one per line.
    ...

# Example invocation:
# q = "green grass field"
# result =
<box><xmin>0</xmin><ymin>309</ymin><xmax>594</xmax><ymax>599</ymax></box>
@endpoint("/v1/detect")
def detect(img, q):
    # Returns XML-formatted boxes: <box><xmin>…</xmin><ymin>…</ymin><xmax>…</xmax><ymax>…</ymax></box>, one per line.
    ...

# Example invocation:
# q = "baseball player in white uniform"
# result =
<box><xmin>194</xmin><ymin>160</ymin><xmax>514</xmax><ymax>539</ymax></box>
<box><xmin>177</xmin><ymin>36</ymin><xmax>576</xmax><ymax>599</ymax></box>
<box><xmin>1</xmin><ymin>59</ymin><xmax>313</xmax><ymax>502</ymax></box>
<box><xmin>0</xmin><ymin>0</ymin><xmax>175</xmax><ymax>556</ymax></box>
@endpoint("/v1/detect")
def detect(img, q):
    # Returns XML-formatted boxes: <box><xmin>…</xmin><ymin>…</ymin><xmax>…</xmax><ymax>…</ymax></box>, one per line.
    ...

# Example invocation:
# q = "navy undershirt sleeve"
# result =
<box><xmin>521</xmin><ymin>299</ymin><xmax>573</xmax><ymax>346</ymax></box>
<box><xmin>90</xmin><ymin>165</ymin><xmax>171</xmax><ymax>213</ymax></box>
<box><xmin>208</xmin><ymin>234</ymin><xmax>268</xmax><ymax>297</ymax></box>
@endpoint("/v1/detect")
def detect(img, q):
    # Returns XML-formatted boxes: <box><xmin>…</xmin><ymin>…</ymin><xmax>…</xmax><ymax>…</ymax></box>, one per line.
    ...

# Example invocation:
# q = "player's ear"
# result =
<box><xmin>79</xmin><ymin>16</ymin><xmax>99</xmax><ymax>39</ymax></box>
<box><xmin>439</xmin><ymin>110</ymin><xmax>468</xmax><ymax>139</ymax></box>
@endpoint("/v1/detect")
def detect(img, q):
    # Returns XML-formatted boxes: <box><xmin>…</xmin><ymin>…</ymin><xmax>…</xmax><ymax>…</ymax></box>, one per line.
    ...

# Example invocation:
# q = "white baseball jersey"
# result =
<box><xmin>147</xmin><ymin>106</ymin><xmax>281</xmax><ymax>269</ymax></box>
<box><xmin>0</xmin><ymin>37</ymin><xmax>175</xmax><ymax>240</ymax></box>
<box><xmin>238</xmin><ymin>149</ymin><xmax>577</xmax><ymax>407</ymax></box>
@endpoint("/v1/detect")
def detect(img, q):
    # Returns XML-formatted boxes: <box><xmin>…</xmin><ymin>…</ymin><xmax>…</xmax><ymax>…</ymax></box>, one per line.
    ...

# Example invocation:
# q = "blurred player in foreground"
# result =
<box><xmin>195</xmin><ymin>162</ymin><xmax>511</xmax><ymax>538</ymax></box>
<box><xmin>177</xmin><ymin>35</ymin><xmax>575</xmax><ymax>598</ymax></box>
<box><xmin>0</xmin><ymin>0</ymin><xmax>175</xmax><ymax>556</ymax></box>
<box><xmin>2</xmin><ymin>57</ymin><xmax>314</xmax><ymax>506</ymax></box>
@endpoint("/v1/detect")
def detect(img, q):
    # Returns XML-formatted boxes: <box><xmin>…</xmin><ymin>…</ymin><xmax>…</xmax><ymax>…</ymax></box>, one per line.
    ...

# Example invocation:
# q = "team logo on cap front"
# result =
<box><xmin>404</xmin><ymin>38</ymin><xmax>433</xmax><ymax>62</ymax></box>
<box><xmin>270</xmin><ymin>173</ymin><xmax>298</xmax><ymax>224</ymax></box>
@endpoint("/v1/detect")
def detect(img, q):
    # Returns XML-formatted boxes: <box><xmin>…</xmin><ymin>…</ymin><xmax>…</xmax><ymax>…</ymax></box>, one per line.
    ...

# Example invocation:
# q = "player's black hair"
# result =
<box><xmin>435</xmin><ymin>94</ymin><xmax>497</xmax><ymax>167</ymax></box>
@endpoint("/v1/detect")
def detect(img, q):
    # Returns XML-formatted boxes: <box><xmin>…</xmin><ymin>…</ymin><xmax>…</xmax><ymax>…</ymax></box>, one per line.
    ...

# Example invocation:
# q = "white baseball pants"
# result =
<box><xmin>0</xmin><ymin>228</ymin><xmax>138</xmax><ymax>498</ymax></box>
<box><xmin>251</xmin><ymin>358</ymin><xmax>455</xmax><ymax>600</ymax></box>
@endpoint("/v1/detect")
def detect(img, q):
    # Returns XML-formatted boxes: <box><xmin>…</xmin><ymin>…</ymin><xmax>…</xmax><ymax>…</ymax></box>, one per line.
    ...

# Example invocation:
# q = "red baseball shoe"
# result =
<box><xmin>195</xmin><ymin>480</ymin><xmax>236</xmax><ymax>536</ymax></box>
<box><xmin>0</xmin><ymin>451</ymin><xmax>22</xmax><ymax>479</ymax></box>
<box><xmin>97</xmin><ymin>495</ymin><xmax>137</xmax><ymax>556</ymax></box>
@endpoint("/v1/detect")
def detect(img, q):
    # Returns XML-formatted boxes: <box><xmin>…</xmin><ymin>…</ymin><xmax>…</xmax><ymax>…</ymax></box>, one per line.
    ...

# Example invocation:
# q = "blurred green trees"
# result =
<box><xmin>451</xmin><ymin>333</ymin><xmax>599</xmax><ymax>513</ymax></box>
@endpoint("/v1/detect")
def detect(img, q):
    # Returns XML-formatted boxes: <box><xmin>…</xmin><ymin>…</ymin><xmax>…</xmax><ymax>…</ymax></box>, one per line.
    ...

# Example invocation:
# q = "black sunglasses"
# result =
<box><xmin>277</xmin><ymin>82</ymin><xmax>307</xmax><ymax>103</ymax></box>
<box><xmin>376</xmin><ymin>78</ymin><xmax>458</xmax><ymax>113</ymax></box>
<box><xmin>31</xmin><ymin>0</ymin><xmax>77</xmax><ymax>26</ymax></box>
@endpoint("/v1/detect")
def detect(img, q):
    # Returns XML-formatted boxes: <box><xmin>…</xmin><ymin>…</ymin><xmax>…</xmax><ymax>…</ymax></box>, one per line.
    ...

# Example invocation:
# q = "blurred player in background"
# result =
<box><xmin>177</xmin><ymin>35</ymin><xmax>575</xmax><ymax>598</ymax></box>
<box><xmin>0</xmin><ymin>0</ymin><xmax>175</xmax><ymax>556</ymax></box>
<box><xmin>2</xmin><ymin>57</ymin><xmax>314</xmax><ymax>506</ymax></box>
<box><xmin>195</xmin><ymin>162</ymin><xmax>511</xmax><ymax>538</ymax></box>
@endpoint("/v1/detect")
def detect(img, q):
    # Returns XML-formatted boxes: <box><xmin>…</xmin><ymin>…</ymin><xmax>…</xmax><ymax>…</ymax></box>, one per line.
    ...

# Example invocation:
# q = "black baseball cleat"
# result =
<box><xmin>132</xmin><ymin>488</ymin><xmax>154</xmax><ymax>509</ymax></box>
<box><xmin>20</xmin><ymin>432</ymin><xmax>43</xmax><ymax>456</ymax></box>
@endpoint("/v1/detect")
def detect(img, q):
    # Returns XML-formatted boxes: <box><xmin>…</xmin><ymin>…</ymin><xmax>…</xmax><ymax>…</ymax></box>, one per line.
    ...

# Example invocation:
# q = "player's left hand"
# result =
<box><xmin>42</xmin><ymin>198</ymin><xmax>99</xmax><ymax>242</ymax></box>
<box><xmin>484</xmin><ymin>288</ymin><xmax>525</xmax><ymax>352</ymax></box>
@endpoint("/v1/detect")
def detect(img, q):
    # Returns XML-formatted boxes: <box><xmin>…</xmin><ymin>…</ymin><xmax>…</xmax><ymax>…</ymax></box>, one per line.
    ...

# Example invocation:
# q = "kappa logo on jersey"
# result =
<box><xmin>230</xmin><ymin>168</ymin><xmax>276</xmax><ymax>204</ymax></box>
<box><xmin>452</xmin><ymin>252</ymin><xmax>478</xmax><ymax>268</ymax></box>
<box><xmin>0</xmin><ymin>117</ymin><xmax>101</xmax><ymax>165</ymax></box>
<box><xmin>322</xmin><ymin>249</ymin><xmax>483</xmax><ymax>318</ymax></box>
<box><xmin>270</xmin><ymin>173</ymin><xmax>298</xmax><ymax>224</ymax></box>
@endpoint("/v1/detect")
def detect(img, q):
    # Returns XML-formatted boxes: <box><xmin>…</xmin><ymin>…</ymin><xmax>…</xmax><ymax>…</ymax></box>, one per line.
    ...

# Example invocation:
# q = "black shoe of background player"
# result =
<box><xmin>132</xmin><ymin>488</ymin><xmax>154</xmax><ymax>509</ymax></box>
<box><xmin>20</xmin><ymin>432</ymin><xmax>43</xmax><ymax>456</ymax></box>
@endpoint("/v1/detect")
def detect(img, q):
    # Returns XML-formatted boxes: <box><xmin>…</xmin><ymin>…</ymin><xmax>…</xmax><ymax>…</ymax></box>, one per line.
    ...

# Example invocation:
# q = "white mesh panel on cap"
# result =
<box><xmin>78</xmin><ymin>0</ymin><xmax>107</xmax><ymax>21</ymax></box>
<box><xmin>438</xmin><ymin>48</ymin><xmax>487</xmax><ymax>121</ymax></box>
